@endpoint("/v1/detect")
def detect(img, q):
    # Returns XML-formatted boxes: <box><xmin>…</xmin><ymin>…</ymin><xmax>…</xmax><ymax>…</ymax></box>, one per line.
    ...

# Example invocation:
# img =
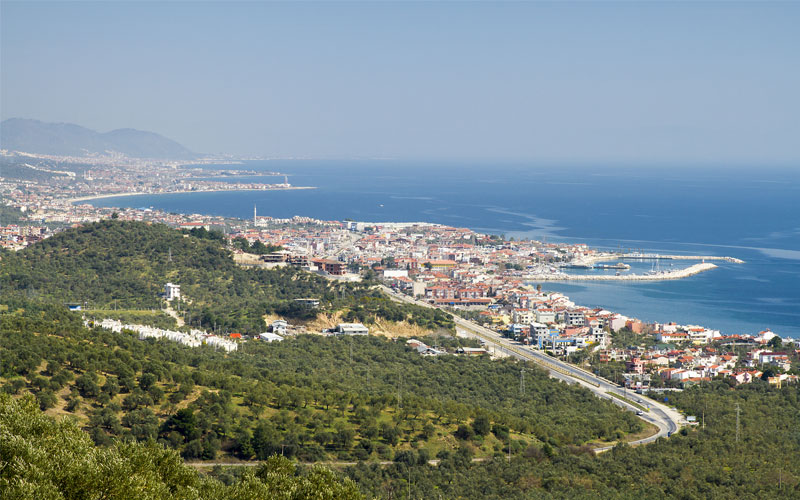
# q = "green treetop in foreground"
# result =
<box><xmin>0</xmin><ymin>393</ymin><xmax>362</xmax><ymax>500</ymax></box>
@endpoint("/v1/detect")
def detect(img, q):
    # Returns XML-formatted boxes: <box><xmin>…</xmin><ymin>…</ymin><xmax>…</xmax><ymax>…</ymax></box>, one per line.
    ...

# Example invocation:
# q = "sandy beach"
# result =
<box><xmin>66</xmin><ymin>186</ymin><xmax>316</xmax><ymax>204</ymax></box>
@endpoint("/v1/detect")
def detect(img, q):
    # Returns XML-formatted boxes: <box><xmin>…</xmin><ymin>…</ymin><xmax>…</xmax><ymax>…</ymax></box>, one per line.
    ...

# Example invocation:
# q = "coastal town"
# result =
<box><xmin>0</xmin><ymin>148</ymin><xmax>311</xmax><ymax>240</ymax></box>
<box><xmin>2</xmin><ymin>147</ymin><xmax>797</xmax><ymax>393</ymax></box>
<box><xmin>3</xmin><ymin>157</ymin><xmax>797</xmax><ymax>392</ymax></box>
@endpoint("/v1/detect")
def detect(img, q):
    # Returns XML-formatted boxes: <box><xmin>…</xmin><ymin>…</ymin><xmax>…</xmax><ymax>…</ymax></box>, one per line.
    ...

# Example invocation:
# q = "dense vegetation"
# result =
<box><xmin>0</xmin><ymin>199</ymin><xmax>27</xmax><ymax>225</ymax></box>
<box><xmin>0</xmin><ymin>393</ymin><xmax>362</xmax><ymax>500</ymax></box>
<box><xmin>0</xmin><ymin>220</ymin><xmax>453</xmax><ymax>333</ymax></box>
<box><xmin>231</xmin><ymin>235</ymin><xmax>282</xmax><ymax>254</ymax></box>
<box><xmin>340</xmin><ymin>381</ymin><xmax>800</xmax><ymax>499</ymax></box>
<box><xmin>0</xmin><ymin>299</ymin><xmax>640</xmax><ymax>467</ymax></box>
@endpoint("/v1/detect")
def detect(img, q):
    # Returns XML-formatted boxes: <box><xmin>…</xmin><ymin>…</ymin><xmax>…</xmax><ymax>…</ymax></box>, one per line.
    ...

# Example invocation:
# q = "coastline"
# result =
<box><xmin>66</xmin><ymin>186</ymin><xmax>316</xmax><ymax>204</ymax></box>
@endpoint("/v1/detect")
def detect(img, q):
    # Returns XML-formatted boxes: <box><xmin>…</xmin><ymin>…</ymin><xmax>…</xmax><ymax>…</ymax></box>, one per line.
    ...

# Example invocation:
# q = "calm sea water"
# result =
<box><xmin>91</xmin><ymin>161</ymin><xmax>800</xmax><ymax>339</ymax></box>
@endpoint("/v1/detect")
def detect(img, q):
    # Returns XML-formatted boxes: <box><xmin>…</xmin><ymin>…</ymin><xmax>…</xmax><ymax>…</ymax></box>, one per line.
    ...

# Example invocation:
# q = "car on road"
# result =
<box><xmin>636</xmin><ymin>410</ymin><xmax>644</xmax><ymax>416</ymax></box>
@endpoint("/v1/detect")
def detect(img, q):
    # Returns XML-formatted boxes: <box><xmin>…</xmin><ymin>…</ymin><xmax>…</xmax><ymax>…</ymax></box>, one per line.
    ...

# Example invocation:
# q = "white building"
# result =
<box><xmin>535</xmin><ymin>309</ymin><xmax>556</xmax><ymax>324</ymax></box>
<box><xmin>591</xmin><ymin>326</ymin><xmax>608</xmax><ymax>347</ymax></box>
<box><xmin>530</xmin><ymin>322</ymin><xmax>548</xmax><ymax>338</ymax></box>
<box><xmin>271</xmin><ymin>320</ymin><xmax>289</xmax><ymax>334</ymax></box>
<box><xmin>333</xmin><ymin>323</ymin><xmax>369</xmax><ymax>335</ymax></box>
<box><xmin>512</xmin><ymin>309</ymin><xmax>534</xmax><ymax>324</ymax></box>
<box><xmin>756</xmin><ymin>329</ymin><xmax>779</xmax><ymax>344</ymax></box>
<box><xmin>565</xmin><ymin>311</ymin><xmax>586</xmax><ymax>326</ymax></box>
<box><xmin>383</xmin><ymin>269</ymin><xmax>409</xmax><ymax>279</ymax></box>
<box><xmin>608</xmin><ymin>314</ymin><xmax>628</xmax><ymax>332</ymax></box>
<box><xmin>164</xmin><ymin>283</ymin><xmax>181</xmax><ymax>301</ymax></box>
<box><xmin>259</xmin><ymin>332</ymin><xmax>284</xmax><ymax>342</ymax></box>
<box><xmin>91</xmin><ymin>318</ymin><xmax>237</xmax><ymax>352</ymax></box>
<box><xmin>294</xmin><ymin>298</ymin><xmax>320</xmax><ymax>308</ymax></box>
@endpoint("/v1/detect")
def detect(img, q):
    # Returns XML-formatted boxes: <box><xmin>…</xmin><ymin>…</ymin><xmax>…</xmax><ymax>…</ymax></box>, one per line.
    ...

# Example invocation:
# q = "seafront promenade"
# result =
<box><xmin>525</xmin><ymin>262</ymin><xmax>718</xmax><ymax>281</ymax></box>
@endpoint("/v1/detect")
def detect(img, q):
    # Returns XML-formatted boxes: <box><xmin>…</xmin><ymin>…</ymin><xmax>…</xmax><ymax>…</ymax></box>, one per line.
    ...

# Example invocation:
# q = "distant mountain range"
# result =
<box><xmin>0</xmin><ymin>118</ymin><xmax>198</xmax><ymax>160</ymax></box>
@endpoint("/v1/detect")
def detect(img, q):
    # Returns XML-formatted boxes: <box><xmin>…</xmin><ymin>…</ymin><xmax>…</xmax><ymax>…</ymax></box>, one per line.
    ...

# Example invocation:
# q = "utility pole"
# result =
<box><xmin>735</xmin><ymin>403</ymin><xmax>741</xmax><ymax>444</ymax></box>
<box><xmin>519</xmin><ymin>367</ymin><xmax>525</xmax><ymax>395</ymax></box>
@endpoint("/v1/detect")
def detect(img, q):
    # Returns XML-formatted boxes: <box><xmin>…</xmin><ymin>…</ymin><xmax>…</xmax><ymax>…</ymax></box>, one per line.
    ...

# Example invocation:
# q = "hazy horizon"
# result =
<box><xmin>2</xmin><ymin>1</ymin><xmax>798</xmax><ymax>165</ymax></box>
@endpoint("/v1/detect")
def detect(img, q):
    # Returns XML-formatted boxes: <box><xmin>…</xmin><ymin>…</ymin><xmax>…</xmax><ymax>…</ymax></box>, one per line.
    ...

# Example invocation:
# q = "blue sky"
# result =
<box><xmin>2</xmin><ymin>1</ymin><xmax>798</xmax><ymax>165</ymax></box>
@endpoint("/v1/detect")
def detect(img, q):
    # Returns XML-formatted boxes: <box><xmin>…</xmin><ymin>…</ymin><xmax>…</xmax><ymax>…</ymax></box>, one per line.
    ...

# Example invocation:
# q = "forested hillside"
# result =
<box><xmin>0</xmin><ymin>393</ymin><xmax>362</xmax><ymax>500</ymax></box>
<box><xmin>0</xmin><ymin>220</ymin><xmax>453</xmax><ymax>333</ymax></box>
<box><xmin>0</xmin><ymin>300</ymin><xmax>641</xmax><ymax>466</ymax></box>
<box><xmin>3</xmin><ymin>220</ymin><xmax>797</xmax><ymax>499</ymax></box>
<box><xmin>343</xmin><ymin>381</ymin><xmax>800</xmax><ymax>499</ymax></box>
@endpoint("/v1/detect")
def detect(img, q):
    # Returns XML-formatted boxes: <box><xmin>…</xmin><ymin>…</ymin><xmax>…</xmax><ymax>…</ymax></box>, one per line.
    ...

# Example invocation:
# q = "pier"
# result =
<box><xmin>619</xmin><ymin>253</ymin><xmax>744</xmax><ymax>264</ymax></box>
<box><xmin>525</xmin><ymin>262</ymin><xmax>718</xmax><ymax>281</ymax></box>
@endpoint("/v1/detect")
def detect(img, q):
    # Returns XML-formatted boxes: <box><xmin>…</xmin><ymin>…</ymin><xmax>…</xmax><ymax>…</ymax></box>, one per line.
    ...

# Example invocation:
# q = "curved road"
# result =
<box><xmin>381</xmin><ymin>286</ymin><xmax>683</xmax><ymax>450</ymax></box>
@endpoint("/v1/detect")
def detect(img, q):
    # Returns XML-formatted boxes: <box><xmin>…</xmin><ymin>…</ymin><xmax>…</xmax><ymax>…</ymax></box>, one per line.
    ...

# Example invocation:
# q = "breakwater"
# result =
<box><xmin>525</xmin><ymin>262</ymin><xmax>718</xmax><ymax>281</ymax></box>
<box><xmin>619</xmin><ymin>253</ymin><xmax>745</xmax><ymax>264</ymax></box>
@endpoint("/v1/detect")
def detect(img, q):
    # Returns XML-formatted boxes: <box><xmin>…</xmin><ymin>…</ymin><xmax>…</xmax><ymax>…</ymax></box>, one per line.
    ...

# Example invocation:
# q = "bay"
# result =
<box><xmin>89</xmin><ymin>161</ymin><xmax>800</xmax><ymax>339</ymax></box>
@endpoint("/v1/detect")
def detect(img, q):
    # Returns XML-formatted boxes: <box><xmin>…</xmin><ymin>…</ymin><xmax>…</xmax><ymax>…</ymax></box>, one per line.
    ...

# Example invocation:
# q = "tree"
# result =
<box><xmin>253</xmin><ymin>455</ymin><xmax>362</xmax><ymax>499</ymax></box>
<box><xmin>491</xmin><ymin>423</ymin><xmax>509</xmax><ymax>441</ymax></box>
<box><xmin>36</xmin><ymin>389</ymin><xmax>58</xmax><ymax>410</ymax></box>
<box><xmin>182</xmin><ymin>439</ymin><xmax>204</xmax><ymax>459</ymax></box>
<box><xmin>472</xmin><ymin>415</ymin><xmax>491</xmax><ymax>436</ymax></box>
<box><xmin>122</xmin><ymin>407</ymin><xmax>159</xmax><ymax>441</ymax></box>
<box><xmin>102</xmin><ymin>376</ymin><xmax>120</xmax><ymax>397</ymax></box>
<box><xmin>122</xmin><ymin>390</ymin><xmax>154</xmax><ymax>411</ymax></box>
<box><xmin>381</xmin><ymin>423</ymin><xmax>399</xmax><ymax>446</ymax></box>
<box><xmin>233</xmin><ymin>426</ymin><xmax>255</xmax><ymax>459</ymax></box>
<box><xmin>75</xmin><ymin>372</ymin><xmax>101</xmax><ymax>399</ymax></box>
<box><xmin>454</xmin><ymin>424</ymin><xmax>474</xmax><ymax>441</ymax></box>
<box><xmin>162</xmin><ymin>408</ymin><xmax>200</xmax><ymax>442</ymax></box>
<box><xmin>139</xmin><ymin>372</ymin><xmax>157</xmax><ymax>391</ymax></box>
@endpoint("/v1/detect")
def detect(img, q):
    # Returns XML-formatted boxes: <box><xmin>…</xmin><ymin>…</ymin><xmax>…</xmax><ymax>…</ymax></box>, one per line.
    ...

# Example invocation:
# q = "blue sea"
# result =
<box><xmin>90</xmin><ymin>161</ymin><xmax>800</xmax><ymax>339</ymax></box>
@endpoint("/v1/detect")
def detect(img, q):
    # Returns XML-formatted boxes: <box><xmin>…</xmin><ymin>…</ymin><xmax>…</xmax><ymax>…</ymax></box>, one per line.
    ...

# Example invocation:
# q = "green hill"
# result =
<box><xmin>0</xmin><ymin>300</ymin><xmax>641</xmax><ymax>465</ymax></box>
<box><xmin>0</xmin><ymin>220</ymin><xmax>453</xmax><ymax>333</ymax></box>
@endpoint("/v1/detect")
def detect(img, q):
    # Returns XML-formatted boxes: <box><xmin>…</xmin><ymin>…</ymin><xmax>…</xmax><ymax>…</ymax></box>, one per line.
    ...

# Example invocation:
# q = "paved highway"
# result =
<box><xmin>380</xmin><ymin>285</ymin><xmax>683</xmax><ymax>450</ymax></box>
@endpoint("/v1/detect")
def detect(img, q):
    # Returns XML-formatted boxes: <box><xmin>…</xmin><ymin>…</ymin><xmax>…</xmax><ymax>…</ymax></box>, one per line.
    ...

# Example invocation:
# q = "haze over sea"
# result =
<box><xmin>90</xmin><ymin>161</ymin><xmax>800</xmax><ymax>340</ymax></box>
